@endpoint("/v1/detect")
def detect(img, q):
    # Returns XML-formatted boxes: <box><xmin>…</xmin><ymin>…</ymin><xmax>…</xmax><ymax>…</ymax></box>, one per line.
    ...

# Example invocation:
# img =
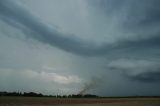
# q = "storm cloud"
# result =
<box><xmin>0</xmin><ymin>0</ymin><xmax>160</xmax><ymax>96</ymax></box>
<box><xmin>108</xmin><ymin>59</ymin><xmax>160</xmax><ymax>82</ymax></box>
<box><xmin>0</xmin><ymin>0</ymin><xmax>160</xmax><ymax>56</ymax></box>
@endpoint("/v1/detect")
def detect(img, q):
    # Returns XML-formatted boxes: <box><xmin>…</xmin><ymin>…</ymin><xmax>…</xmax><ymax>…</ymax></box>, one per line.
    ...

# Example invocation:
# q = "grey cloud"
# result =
<box><xmin>122</xmin><ymin>0</ymin><xmax>160</xmax><ymax>29</ymax></box>
<box><xmin>1</xmin><ymin>0</ymin><xmax>160</xmax><ymax>96</ymax></box>
<box><xmin>89</xmin><ymin>0</ymin><xmax>160</xmax><ymax>29</ymax></box>
<box><xmin>128</xmin><ymin>71</ymin><xmax>160</xmax><ymax>82</ymax></box>
<box><xmin>0</xmin><ymin>0</ymin><xmax>111</xmax><ymax>56</ymax></box>
<box><xmin>108</xmin><ymin>59</ymin><xmax>160</xmax><ymax>82</ymax></box>
<box><xmin>0</xmin><ymin>0</ymin><xmax>160</xmax><ymax>56</ymax></box>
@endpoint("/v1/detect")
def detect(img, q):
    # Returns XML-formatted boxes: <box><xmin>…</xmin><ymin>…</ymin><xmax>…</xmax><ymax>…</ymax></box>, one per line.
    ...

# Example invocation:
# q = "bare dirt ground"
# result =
<box><xmin>0</xmin><ymin>97</ymin><xmax>160</xmax><ymax>106</ymax></box>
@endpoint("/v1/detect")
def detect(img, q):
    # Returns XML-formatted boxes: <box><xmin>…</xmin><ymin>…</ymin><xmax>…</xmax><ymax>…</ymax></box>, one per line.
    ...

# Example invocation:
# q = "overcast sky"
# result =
<box><xmin>0</xmin><ymin>0</ymin><xmax>160</xmax><ymax>96</ymax></box>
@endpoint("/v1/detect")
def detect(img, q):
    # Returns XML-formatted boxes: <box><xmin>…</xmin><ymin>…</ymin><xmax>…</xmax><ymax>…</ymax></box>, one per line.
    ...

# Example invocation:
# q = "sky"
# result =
<box><xmin>0</xmin><ymin>0</ymin><xmax>160</xmax><ymax>96</ymax></box>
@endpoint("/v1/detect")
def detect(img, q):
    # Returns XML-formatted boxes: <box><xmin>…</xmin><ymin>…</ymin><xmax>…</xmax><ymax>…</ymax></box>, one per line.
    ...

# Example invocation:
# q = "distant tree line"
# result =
<box><xmin>0</xmin><ymin>92</ymin><xmax>43</xmax><ymax>97</ymax></box>
<box><xmin>0</xmin><ymin>91</ymin><xmax>99</xmax><ymax>98</ymax></box>
<box><xmin>1</xmin><ymin>91</ymin><xmax>159</xmax><ymax>98</ymax></box>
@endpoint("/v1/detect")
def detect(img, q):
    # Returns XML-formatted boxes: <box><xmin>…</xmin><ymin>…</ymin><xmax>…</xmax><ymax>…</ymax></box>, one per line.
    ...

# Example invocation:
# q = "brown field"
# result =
<box><xmin>0</xmin><ymin>97</ymin><xmax>160</xmax><ymax>106</ymax></box>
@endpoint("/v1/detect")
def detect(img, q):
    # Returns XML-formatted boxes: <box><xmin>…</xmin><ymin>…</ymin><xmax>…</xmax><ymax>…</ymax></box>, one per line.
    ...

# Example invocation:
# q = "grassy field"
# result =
<box><xmin>0</xmin><ymin>97</ymin><xmax>160</xmax><ymax>106</ymax></box>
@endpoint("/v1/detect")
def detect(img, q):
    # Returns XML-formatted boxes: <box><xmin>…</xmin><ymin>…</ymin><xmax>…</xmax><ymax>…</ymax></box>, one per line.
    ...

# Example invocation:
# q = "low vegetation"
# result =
<box><xmin>0</xmin><ymin>91</ymin><xmax>160</xmax><ymax>106</ymax></box>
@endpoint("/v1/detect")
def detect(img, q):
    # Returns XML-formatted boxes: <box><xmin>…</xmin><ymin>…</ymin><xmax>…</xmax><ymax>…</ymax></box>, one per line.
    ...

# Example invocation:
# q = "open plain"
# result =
<box><xmin>0</xmin><ymin>97</ymin><xmax>160</xmax><ymax>106</ymax></box>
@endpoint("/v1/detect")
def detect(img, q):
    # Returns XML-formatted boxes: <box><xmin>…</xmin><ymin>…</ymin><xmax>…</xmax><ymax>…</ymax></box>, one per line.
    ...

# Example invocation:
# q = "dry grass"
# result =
<box><xmin>0</xmin><ymin>97</ymin><xmax>160</xmax><ymax>106</ymax></box>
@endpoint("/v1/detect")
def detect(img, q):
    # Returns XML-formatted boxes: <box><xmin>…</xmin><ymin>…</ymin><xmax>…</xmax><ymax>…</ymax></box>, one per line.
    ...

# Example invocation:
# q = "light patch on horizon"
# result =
<box><xmin>0</xmin><ymin>69</ymin><xmax>82</xmax><ymax>94</ymax></box>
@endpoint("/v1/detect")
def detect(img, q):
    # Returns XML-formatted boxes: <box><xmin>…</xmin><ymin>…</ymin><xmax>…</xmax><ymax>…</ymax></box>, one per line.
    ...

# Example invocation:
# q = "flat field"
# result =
<box><xmin>0</xmin><ymin>97</ymin><xmax>160</xmax><ymax>106</ymax></box>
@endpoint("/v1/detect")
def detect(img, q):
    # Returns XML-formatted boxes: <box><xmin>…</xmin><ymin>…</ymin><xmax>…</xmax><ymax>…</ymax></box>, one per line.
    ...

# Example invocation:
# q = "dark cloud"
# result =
<box><xmin>127</xmin><ymin>71</ymin><xmax>160</xmax><ymax>82</ymax></box>
<box><xmin>122</xmin><ymin>0</ymin><xmax>160</xmax><ymax>29</ymax></box>
<box><xmin>108</xmin><ymin>59</ymin><xmax>160</xmax><ymax>82</ymax></box>
<box><xmin>89</xmin><ymin>0</ymin><xmax>160</xmax><ymax>30</ymax></box>
<box><xmin>0</xmin><ymin>0</ymin><xmax>160</xmax><ymax>57</ymax></box>
<box><xmin>1</xmin><ymin>0</ymin><xmax>160</xmax><ymax>96</ymax></box>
